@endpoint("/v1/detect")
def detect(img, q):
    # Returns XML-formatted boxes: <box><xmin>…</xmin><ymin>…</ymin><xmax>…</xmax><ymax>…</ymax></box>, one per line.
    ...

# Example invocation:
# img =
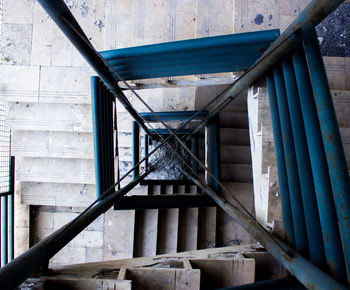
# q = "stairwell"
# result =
<box><xmin>3</xmin><ymin>0</ymin><xmax>349</xmax><ymax>276</ymax></box>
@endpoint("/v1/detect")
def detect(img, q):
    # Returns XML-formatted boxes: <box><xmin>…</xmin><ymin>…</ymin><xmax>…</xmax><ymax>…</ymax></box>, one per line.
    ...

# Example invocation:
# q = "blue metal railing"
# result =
<box><xmin>0</xmin><ymin>99</ymin><xmax>14</xmax><ymax>268</ymax></box>
<box><xmin>100</xmin><ymin>30</ymin><xmax>279</xmax><ymax>80</ymax></box>
<box><xmin>0</xmin><ymin>157</ymin><xmax>14</xmax><ymax>267</ymax></box>
<box><xmin>91</xmin><ymin>77</ymin><xmax>116</xmax><ymax>199</ymax></box>
<box><xmin>266</xmin><ymin>28</ymin><xmax>349</xmax><ymax>283</ymax></box>
<box><xmin>131</xmin><ymin>111</ymin><xmax>213</xmax><ymax>184</ymax></box>
<box><xmin>0</xmin><ymin>0</ymin><xmax>348</xmax><ymax>289</ymax></box>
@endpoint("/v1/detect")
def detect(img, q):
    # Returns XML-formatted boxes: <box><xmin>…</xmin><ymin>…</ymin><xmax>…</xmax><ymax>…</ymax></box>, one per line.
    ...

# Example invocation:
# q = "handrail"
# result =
<box><xmin>0</xmin><ymin>0</ymin><xmax>345</xmax><ymax>288</ymax></box>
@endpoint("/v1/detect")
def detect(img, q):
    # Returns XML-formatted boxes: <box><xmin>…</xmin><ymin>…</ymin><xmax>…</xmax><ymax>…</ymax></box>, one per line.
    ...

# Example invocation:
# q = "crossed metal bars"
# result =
<box><xmin>0</xmin><ymin>0</ymin><xmax>348</xmax><ymax>289</ymax></box>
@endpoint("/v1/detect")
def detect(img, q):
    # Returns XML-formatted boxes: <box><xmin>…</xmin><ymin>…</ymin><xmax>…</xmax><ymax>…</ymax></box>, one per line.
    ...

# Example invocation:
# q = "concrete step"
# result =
<box><xmin>199</xmin><ymin>145</ymin><xmax>251</xmax><ymax>164</ymax></box>
<box><xmin>7</xmin><ymin>102</ymin><xmax>92</xmax><ymax>132</ymax></box>
<box><xmin>11</xmin><ymin>130</ymin><xmax>137</xmax><ymax>164</ymax></box>
<box><xmin>220</xmin><ymin>128</ymin><xmax>250</xmax><ymax>146</ymax></box>
<box><xmin>220</xmin><ymin>164</ymin><xmax>253</xmax><ymax>183</ymax></box>
<box><xmin>156</xmin><ymin>208</ymin><xmax>179</xmax><ymax>254</ymax></box>
<box><xmin>197</xmin><ymin>207</ymin><xmax>217</xmax><ymax>249</ymax></box>
<box><xmin>217</xmin><ymin>182</ymin><xmax>255</xmax><ymax>247</ymax></box>
<box><xmin>221</xmin><ymin>93</ymin><xmax>248</xmax><ymax>113</ymax></box>
<box><xmin>0</xmin><ymin>65</ymin><xmax>92</xmax><ymax>104</ymax></box>
<box><xmin>177</xmin><ymin>207</ymin><xmax>199</xmax><ymax>252</ymax></box>
<box><xmin>11</xmin><ymin>130</ymin><xmax>94</xmax><ymax>159</ymax></box>
<box><xmin>199</xmin><ymin>128</ymin><xmax>250</xmax><ymax>147</ymax></box>
<box><xmin>16</xmin><ymin>157</ymin><xmax>95</xmax><ymax>184</ymax></box>
<box><xmin>133</xmin><ymin>209</ymin><xmax>159</xmax><ymax>257</ymax></box>
<box><xmin>20</xmin><ymin>182</ymin><xmax>96</xmax><ymax>207</ymax></box>
<box><xmin>333</xmin><ymin>90</ymin><xmax>350</xmax><ymax>127</ymax></box>
<box><xmin>221</xmin><ymin>182</ymin><xmax>254</xmax><ymax>211</ymax></box>
<box><xmin>220</xmin><ymin>111</ymin><xmax>249</xmax><ymax>129</ymax></box>
<box><xmin>221</xmin><ymin>145</ymin><xmax>251</xmax><ymax>164</ymax></box>
<box><xmin>340</xmin><ymin>127</ymin><xmax>350</xmax><ymax>168</ymax></box>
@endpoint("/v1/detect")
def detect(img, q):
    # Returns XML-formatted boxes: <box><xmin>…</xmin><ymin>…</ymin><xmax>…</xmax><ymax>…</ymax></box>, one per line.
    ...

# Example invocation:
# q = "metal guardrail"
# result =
<box><xmin>0</xmin><ymin>101</ymin><xmax>14</xmax><ymax>268</ymax></box>
<box><xmin>0</xmin><ymin>0</ymin><xmax>347</xmax><ymax>289</ymax></box>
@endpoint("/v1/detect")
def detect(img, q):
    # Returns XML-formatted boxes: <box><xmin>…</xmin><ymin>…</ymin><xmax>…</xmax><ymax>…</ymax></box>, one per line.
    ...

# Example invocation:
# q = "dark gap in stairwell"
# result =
<box><xmin>316</xmin><ymin>1</ymin><xmax>350</xmax><ymax>57</ymax></box>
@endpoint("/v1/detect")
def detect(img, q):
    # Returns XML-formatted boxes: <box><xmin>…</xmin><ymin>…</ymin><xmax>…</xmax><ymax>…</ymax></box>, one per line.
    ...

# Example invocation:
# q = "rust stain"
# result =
<box><xmin>326</xmin><ymin>133</ymin><xmax>334</xmax><ymax>144</ymax></box>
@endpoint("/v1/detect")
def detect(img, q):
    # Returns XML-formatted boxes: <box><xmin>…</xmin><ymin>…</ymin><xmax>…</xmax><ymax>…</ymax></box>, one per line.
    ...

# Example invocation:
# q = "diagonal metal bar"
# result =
<box><xmin>117</xmin><ymin>0</ymin><xmax>345</xmax><ymax>186</ymax></box>
<box><xmin>38</xmin><ymin>0</ymin><xmax>258</xmax><ymax>208</ymax></box>
<box><xmin>0</xmin><ymin>145</ymin><xmax>173</xmax><ymax>289</ymax></box>
<box><xmin>37</xmin><ymin>0</ymin><xmax>152</xmax><ymax>136</ymax></box>
<box><xmin>182</xmin><ymin>169</ymin><xmax>346</xmax><ymax>290</ymax></box>
<box><xmin>187</xmin><ymin>0</ymin><xmax>345</xmax><ymax>138</ymax></box>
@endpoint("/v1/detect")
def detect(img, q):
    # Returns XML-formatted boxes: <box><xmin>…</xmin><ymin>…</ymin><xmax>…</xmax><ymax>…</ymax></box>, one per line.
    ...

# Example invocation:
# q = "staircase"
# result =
<box><xmin>3</xmin><ymin>0</ymin><xmax>348</xmax><ymax>272</ymax></box>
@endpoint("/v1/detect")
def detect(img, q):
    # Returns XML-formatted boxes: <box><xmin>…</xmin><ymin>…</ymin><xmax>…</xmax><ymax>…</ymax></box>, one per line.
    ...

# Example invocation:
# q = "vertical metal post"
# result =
<box><xmin>282</xmin><ymin>58</ymin><xmax>326</xmax><ymax>268</ymax></box>
<box><xmin>114</xmin><ymin>100</ymin><xmax>121</xmax><ymax>190</ymax></box>
<box><xmin>109</xmin><ymin>90</ymin><xmax>115</xmax><ymax>190</ymax></box>
<box><xmin>208</xmin><ymin>114</ymin><xmax>221</xmax><ymax>192</ymax></box>
<box><xmin>292</xmin><ymin>47</ymin><xmax>347</xmax><ymax>282</ymax></box>
<box><xmin>8</xmin><ymin>194</ymin><xmax>13</xmax><ymax>262</ymax></box>
<box><xmin>266</xmin><ymin>74</ymin><xmax>295</xmax><ymax>247</ymax></box>
<box><xmin>303</xmin><ymin>28</ymin><xmax>350</xmax><ymax>280</ymax></box>
<box><xmin>208</xmin><ymin>114</ymin><xmax>221</xmax><ymax>191</ymax></box>
<box><xmin>105</xmin><ymin>86</ymin><xmax>113</xmax><ymax>191</ymax></box>
<box><xmin>91</xmin><ymin>77</ymin><xmax>103</xmax><ymax>198</ymax></box>
<box><xmin>273</xmin><ymin>66</ymin><xmax>308</xmax><ymax>256</ymax></box>
<box><xmin>9</xmin><ymin>157</ymin><xmax>14</xmax><ymax>262</ymax></box>
<box><xmin>1</xmin><ymin>196</ymin><xmax>8</xmax><ymax>265</ymax></box>
<box><xmin>100</xmin><ymin>81</ymin><xmax>108</xmax><ymax>194</ymax></box>
<box><xmin>144</xmin><ymin>133</ymin><xmax>149</xmax><ymax>170</ymax></box>
<box><xmin>132</xmin><ymin>121</ymin><xmax>140</xmax><ymax>179</ymax></box>
<box><xmin>0</xmin><ymin>196</ymin><xmax>1</xmax><ymax>267</ymax></box>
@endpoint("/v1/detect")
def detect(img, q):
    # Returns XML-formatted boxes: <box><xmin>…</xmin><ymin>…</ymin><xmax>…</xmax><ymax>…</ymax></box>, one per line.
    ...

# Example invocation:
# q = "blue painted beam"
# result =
<box><xmin>273</xmin><ymin>66</ymin><xmax>308</xmax><ymax>255</ymax></box>
<box><xmin>100</xmin><ymin>30</ymin><xmax>279</xmax><ymax>80</ymax></box>
<box><xmin>148</xmin><ymin>128</ymin><xmax>191</xmax><ymax>136</ymax></box>
<box><xmin>266</xmin><ymin>74</ymin><xmax>295</xmax><ymax>247</ymax></box>
<box><xmin>108</xmin><ymin>48</ymin><xmax>261</xmax><ymax>67</ymax></box>
<box><xmin>101</xmin><ymin>30</ymin><xmax>280</xmax><ymax>59</ymax></box>
<box><xmin>140</xmin><ymin>111</ymin><xmax>208</xmax><ymax>122</ymax></box>
<box><xmin>282</xmin><ymin>57</ymin><xmax>326</xmax><ymax>268</ymax></box>
<box><xmin>292</xmin><ymin>47</ymin><xmax>347</xmax><ymax>282</ymax></box>
<box><xmin>185</xmin><ymin>0</ymin><xmax>346</xmax><ymax>139</ymax></box>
